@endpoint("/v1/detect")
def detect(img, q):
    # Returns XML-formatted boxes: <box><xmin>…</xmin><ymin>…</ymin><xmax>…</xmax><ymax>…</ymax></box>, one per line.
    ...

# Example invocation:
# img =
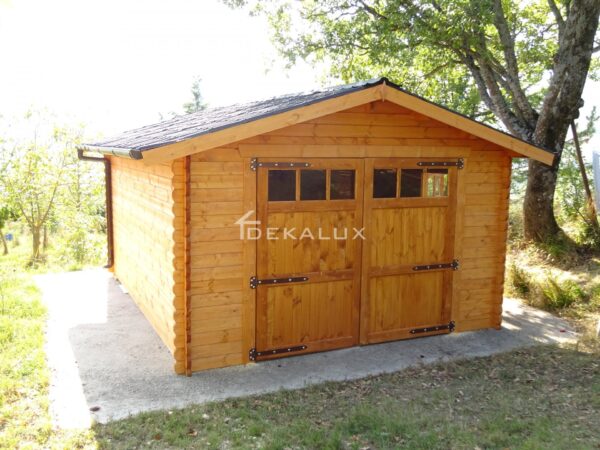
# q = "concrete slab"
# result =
<box><xmin>37</xmin><ymin>269</ymin><xmax>577</xmax><ymax>428</ymax></box>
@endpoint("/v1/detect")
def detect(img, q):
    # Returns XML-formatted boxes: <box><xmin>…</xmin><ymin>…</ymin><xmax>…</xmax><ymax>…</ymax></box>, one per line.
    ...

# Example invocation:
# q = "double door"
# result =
<box><xmin>252</xmin><ymin>157</ymin><xmax>458</xmax><ymax>360</ymax></box>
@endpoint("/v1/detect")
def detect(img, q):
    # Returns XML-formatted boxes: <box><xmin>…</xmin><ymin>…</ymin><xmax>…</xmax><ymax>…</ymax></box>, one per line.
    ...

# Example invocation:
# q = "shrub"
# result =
<box><xmin>507</xmin><ymin>263</ymin><xmax>531</xmax><ymax>298</ymax></box>
<box><xmin>539</xmin><ymin>277</ymin><xmax>586</xmax><ymax>310</ymax></box>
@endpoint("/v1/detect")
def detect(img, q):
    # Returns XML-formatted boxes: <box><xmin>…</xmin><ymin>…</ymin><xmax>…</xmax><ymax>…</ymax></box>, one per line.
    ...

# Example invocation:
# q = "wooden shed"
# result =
<box><xmin>78</xmin><ymin>78</ymin><xmax>554</xmax><ymax>375</ymax></box>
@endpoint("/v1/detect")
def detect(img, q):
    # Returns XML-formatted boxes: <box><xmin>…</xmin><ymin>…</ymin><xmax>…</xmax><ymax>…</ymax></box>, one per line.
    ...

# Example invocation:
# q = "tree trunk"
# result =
<box><xmin>523</xmin><ymin>159</ymin><xmax>561</xmax><ymax>241</ymax></box>
<box><xmin>32</xmin><ymin>227</ymin><xmax>41</xmax><ymax>261</ymax></box>
<box><xmin>43</xmin><ymin>225</ymin><xmax>48</xmax><ymax>250</ymax></box>
<box><xmin>0</xmin><ymin>231</ymin><xmax>8</xmax><ymax>255</ymax></box>
<box><xmin>571</xmin><ymin>121</ymin><xmax>600</xmax><ymax>230</ymax></box>
<box><xmin>522</xmin><ymin>0</ymin><xmax>600</xmax><ymax>243</ymax></box>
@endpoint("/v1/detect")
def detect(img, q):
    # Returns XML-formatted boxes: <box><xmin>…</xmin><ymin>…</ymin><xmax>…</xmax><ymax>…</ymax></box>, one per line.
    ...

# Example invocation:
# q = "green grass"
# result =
<box><xmin>93</xmin><ymin>346</ymin><xmax>599</xmax><ymax>449</ymax></box>
<box><xmin>0</xmin><ymin>244</ymin><xmax>95</xmax><ymax>449</ymax></box>
<box><xmin>2</xmin><ymin>235</ymin><xmax>599</xmax><ymax>449</ymax></box>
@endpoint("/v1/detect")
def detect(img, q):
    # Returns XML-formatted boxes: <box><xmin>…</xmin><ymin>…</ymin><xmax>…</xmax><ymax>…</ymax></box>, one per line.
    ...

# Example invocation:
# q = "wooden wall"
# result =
<box><xmin>183</xmin><ymin>100</ymin><xmax>512</xmax><ymax>372</ymax></box>
<box><xmin>188</xmin><ymin>151</ymin><xmax>246</xmax><ymax>372</ymax></box>
<box><xmin>111</xmin><ymin>157</ymin><xmax>186</xmax><ymax>374</ymax></box>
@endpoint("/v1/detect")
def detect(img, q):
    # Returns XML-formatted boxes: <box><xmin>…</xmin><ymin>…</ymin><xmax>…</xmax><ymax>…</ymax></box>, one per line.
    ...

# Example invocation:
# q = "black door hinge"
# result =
<box><xmin>417</xmin><ymin>158</ymin><xmax>464</xmax><ymax>170</ymax></box>
<box><xmin>410</xmin><ymin>321</ymin><xmax>455</xmax><ymax>335</ymax></box>
<box><xmin>413</xmin><ymin>259</ymin><xmax>459</xmax><ymax>272</ymax></box>
<box><xmin>250</xmin><ymin>158</ymin><xmax>311</xmax><ymax>171</ymax></box>
<box><xmin>249</xmin><ymin>345</ymin><xmax>308</xmax><ymax>361</ymax></box>
<box><xmin>250</xmin><ymin>276</ymin><xmax>309</xmax><ymax>289</ymax></box>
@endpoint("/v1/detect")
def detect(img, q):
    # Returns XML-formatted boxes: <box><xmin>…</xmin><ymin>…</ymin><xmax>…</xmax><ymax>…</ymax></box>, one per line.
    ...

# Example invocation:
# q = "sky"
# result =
<box><xmin>0</xmin><ymin>0</ymin><xmax>319</xmax><ymax>139</ymax></box>
<box><xmin>0</xmin><ymin>0</ymin><xmax>598</xmax><ymax>154</ymax></box>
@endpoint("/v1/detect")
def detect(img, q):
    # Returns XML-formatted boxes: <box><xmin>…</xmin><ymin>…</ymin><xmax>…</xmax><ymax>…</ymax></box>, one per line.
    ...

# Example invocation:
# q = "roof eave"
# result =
<box><xmin>77</xmin><ymin>144</ymin><xmax>144</xmax><ymax>160</ymax></box>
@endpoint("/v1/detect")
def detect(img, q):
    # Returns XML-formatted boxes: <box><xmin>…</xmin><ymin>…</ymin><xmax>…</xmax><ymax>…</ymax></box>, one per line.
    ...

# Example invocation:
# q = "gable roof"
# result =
<box><xmin>79</xmin><ymin>77</ymin><xmax>555</xmax><ymax>165</ymax></box>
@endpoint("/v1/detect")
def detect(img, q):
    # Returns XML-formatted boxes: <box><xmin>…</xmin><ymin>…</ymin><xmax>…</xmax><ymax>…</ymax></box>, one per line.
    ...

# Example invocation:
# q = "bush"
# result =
<box><xmin>539</xmin><ymin>277</ymin><xmax>587</xmax><ymax>310</ymax></box>
<box><xmin>575</xmin><ymin>218</ymin><xmax>600</xmax><ymax>250</ymax></box>
<box><xmin>507</xmin><ymin>262</ymin><xmax>531</xmax><ymax>298</ymax></box>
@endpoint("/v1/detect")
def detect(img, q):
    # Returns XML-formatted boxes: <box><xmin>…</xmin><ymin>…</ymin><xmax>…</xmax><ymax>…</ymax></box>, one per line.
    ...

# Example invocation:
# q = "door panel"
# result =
<box><xmin>370</xmin><ymin>207</ymin><xmax>446</xmax><ymax>267</ymax></box>
<box><xmin>257</xmin><ymin>280</ymin><xmax>355</xmax><ymax>352</ymax></box>
<box><xmin>361</xmin><ymin>158</ymin><xmax>458</xmax><ymax>344</ymax></box>
<box><xmin>368</xmin><ymin>272</ymin><xmax>444</xmax><ymax>343</ymax></box>
<box><xmin>255</xmin><ymin>159</ymin><xmax>363</xmax><ymax>360</ymax></box>
<box><xmin>265</xmin><ymin>210</ymin><xmax>358</xmax><ymax>275</ymax></box>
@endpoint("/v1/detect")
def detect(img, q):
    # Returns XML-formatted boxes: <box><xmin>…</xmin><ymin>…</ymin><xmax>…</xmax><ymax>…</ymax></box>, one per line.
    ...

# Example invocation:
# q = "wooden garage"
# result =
<box><xmin>78</xmin><ymin>78</ymin><xmax>554</xmax><ymax>375</ymax></box>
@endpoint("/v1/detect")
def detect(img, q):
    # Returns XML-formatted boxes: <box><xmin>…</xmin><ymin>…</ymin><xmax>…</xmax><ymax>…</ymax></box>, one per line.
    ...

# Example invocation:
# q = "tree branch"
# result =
<box><xmin>547</xmin><ymin>0</ymin><xmax>565</xmax><ymax>40</ymax></box>
<box><xmin>491</xmin><ymin>0</ymin><xmax>538</xmax><ymax>127</ymax></box>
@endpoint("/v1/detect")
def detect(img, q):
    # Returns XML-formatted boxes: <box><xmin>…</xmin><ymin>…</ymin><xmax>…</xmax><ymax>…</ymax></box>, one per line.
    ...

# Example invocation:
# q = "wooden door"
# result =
<box><xmin>361</xmin><ymin>158</ymin><xmax>459</xmax><ymax>344</ymax></box>
<box><xmin>254</xmin><ymin>158</ymin><xmax>364</xmax><ymax>360</ymax></box>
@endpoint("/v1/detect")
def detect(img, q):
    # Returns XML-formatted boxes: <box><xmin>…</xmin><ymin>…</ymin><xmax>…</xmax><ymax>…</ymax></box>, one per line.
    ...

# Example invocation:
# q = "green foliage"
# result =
<box><xmin>538</xmin><ymin>233</ymin><xmax>574</xmax><ymax>260</ymax></box>
<box><xmin>507</xmin><ymin>202</ymin><xmax>524</xmax><ymax>243</ymax></box>
<box><xmin>0</xmin><ymin>111</ymin><xmax>106</xmax><ymax>267</ymax></box>
<box><xmin>539</xmin><ymin>276</ymin><xmax>586</xmax><ymax>311</ymax></box>
<box><xmin>225</xmin><ymin>0</ymin><xmax>586</xmax><ymax>121</ymax></box>
<box><xmin>183</xmin><ymin>76</ymin><xmax>208</xmax><ymax>114</ymax></box>
<box><xmin>555</xmin><ymin>108</ymin><xmax>599</xmax><ymax>222</ymax></box>
<box><xmin>507</xmin><ymin>262</ymin><xmax>531</xmax><ymax>298</ymax></box>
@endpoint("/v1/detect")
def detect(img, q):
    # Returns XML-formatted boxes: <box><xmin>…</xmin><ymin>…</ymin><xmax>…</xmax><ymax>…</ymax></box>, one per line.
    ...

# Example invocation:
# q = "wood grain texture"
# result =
<box><xmin>140</xmin><ymin>85</ymin><xmax>552</xmax><ymax>164</ymax></box>
<box><xmin>183</xmin><ymin>100</ymin><xmax>511</xmax><ymax>372</ymax></box>
<box><xmin>111</xmin><ymin>157</ymin><xmax>186</xmax><ymax>374</ymax></box>
<box><xmin>188</xmin><ymin>151</ymin><xmax>246</xmax><ymax>371</ymax></box>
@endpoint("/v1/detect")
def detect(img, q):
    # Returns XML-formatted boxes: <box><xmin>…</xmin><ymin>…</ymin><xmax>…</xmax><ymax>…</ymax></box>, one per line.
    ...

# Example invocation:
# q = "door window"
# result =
<box><xmin>399</xmin><ymin>169</ymin><xmax>423</xmax><ymax>198</ymax></box>
<box><xmin>268</xmin><ymin>168</ymin><xmax>356</xmax><ymax>201</ymax></box>
<box><xmin>268</xmin><ymin>170</ymin><xmax>296</xmax><ymax>201</ymax></box>
<box><xmin>330</xmin><ymin>170</ymin><xmax>355</xmax><ymax>200</ymax></box>
<box><xmin>373</xmin><ymin>169</ymin><xmax>397</xmax><ymax>198</ymax></box>
<box><xmin>300</xmin><ymin>170</ymin><xmax>327</xmax><ymax>200</ymax></box>
<box><xmin>425</xmin><ymin>169</ymin><xmax>449</xmax><ymax>197</ymax></box>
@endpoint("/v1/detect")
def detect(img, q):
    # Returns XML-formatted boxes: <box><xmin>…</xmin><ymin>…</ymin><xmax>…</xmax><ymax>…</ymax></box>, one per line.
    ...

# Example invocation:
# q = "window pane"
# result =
<box><xmin>400</xmin><ymin>169</ymin><xmax>423</xmax><ymax>198</ymax></box>
<box><xmin>268</xmin><ymin>170</ymin><xmax>296</xmax><ymax>201</ymax></box>
<box><xmin>426</xmin><ymin>169</ymin><xmax>449</xmax><ymax>197</ymax></box>
<box><xmin>330</xmin><ymin>170</ymin><xmax>355</xmax><ymax>200</ymax></box>
<box><xmin>300</xmin><ymin>170</ymin><xmax>326</xmax><ymax>200</ymax></box>
<box><xmin>373</xmin><ymin>169</ymin><xmax>397</xmax><ymax>198</ymax></box>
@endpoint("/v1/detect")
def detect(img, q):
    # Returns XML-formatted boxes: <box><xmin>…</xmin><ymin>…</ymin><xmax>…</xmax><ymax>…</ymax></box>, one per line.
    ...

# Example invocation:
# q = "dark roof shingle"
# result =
<box><xmin>80</xmin><ymin>76</ymin><xmax>552</xmax><ymax>159</ymax></box>
<box><xmin>84</xmin><ymin>78</ymin><xmax>387</xmax><ymax>154</ymax></box>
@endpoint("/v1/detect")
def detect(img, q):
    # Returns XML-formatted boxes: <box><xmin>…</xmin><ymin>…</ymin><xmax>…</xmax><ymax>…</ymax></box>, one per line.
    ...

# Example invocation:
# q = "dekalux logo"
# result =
<box><xmin>235</xmin><ymin>211</ymin><xmax>365</xmax><ymax>241</ymax></box>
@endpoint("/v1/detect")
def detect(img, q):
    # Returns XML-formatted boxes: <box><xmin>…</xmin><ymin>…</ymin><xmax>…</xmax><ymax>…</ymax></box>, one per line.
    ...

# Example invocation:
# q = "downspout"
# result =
<box><xmin>77</xmin><ymin>148</ymin><xmax>114</xmax><ymax>269</ymax></box>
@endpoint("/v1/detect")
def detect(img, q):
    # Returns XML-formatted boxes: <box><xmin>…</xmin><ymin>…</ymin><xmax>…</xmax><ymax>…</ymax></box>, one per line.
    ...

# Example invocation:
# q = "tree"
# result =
<box><xmin>0</xmin><ymin>206</ymin><xmax>17</xmax><ymax>255</ymax></box>
<box><xmin>183</xmin><ymin>76</ymin><xmax>208</xmax><ymax>114</ymax></box>
<box><xmin>227</xmin><ymin>0</ymin><xmax>600</xmax><ymax>243</ymax></box>
<box><xmin>0</xmin><ymin>112</ymin><xmax>77</xmax><ymax>262</ymax></box>
<box><xmin>554</xmin><ymin>108</ymin><xmax>600</xmax><ymax>244</ymax></box>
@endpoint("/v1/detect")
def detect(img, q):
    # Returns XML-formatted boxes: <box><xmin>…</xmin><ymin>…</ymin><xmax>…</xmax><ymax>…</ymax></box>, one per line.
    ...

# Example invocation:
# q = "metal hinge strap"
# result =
<box><xmin>410</xmin><ymin>321</ymin><xmax>455</xmax><ymax>335</ymax></box>
<box><xmin>413</xmin><ymin>259</ymin><xmax>459</xmax><ymax>272</ymax></box>
<box><xmin>250</xmin><ymin>158</ymin><xmax>311</xmax><ymax>171</ymax></box>
<box><xmin>417</xmin><ymin>158</ymin><xmax>464</xmax><ymax>170</ymax></box>
<box><xmin>249</xmin><ymin>345</ymin><xmax>307</xmax><ymax>361</ymax></box>
<box><xmin>250</xmin><ymin>276</ymin><xmax>309</xmax><ymax>289</ymax></box>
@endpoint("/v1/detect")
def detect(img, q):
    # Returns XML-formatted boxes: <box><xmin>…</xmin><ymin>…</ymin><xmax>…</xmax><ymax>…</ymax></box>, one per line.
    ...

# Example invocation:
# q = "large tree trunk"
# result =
<box><xmin>523</xmin><ymin>160</ymin><xmax>561</xmax><ymax>241</ymax></box>
<box><xmin>522</xmin><ymin>0</ymin><xmax>600</xmax><ymax>243</ymax></box>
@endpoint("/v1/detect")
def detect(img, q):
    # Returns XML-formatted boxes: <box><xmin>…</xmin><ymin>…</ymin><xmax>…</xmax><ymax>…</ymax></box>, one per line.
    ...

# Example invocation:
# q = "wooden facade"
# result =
<box><xmin>105</xmin><ymin>89</ymin><xmax>549</xmax><ymax>374</ymax></box>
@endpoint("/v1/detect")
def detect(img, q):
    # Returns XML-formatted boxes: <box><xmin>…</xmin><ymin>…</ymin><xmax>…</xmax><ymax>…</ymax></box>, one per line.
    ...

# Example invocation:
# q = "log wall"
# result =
<box><xmin>183</xmin><ymin>101</ymin><xmax>511</xmax><ymax>372</ymax></box>
<box><xmin>110</xmin><ymin>157</ymin><xmax>186</xmax><ymax>374</ymax></box>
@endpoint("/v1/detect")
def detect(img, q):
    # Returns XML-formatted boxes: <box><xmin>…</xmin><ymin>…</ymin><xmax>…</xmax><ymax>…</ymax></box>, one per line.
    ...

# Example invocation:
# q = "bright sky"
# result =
<box><xmin>0</xmin><ymin>0</ymin><xmax>319</xmax><ymax>140</ymax></box>
<box><xmin>0</xmin><ymin>0</ymin><xmax>598</xmax><ymax>154</ymax></box>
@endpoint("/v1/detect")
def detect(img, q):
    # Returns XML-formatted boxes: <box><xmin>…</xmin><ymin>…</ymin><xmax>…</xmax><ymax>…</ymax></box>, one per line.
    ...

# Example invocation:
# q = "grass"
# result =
<box><xmin>1</xmin><ymin>229</ymin><xmax>599</xmax><ymax>448</ymax></box>
<box><xmin>0</xmin><ymin>244</ymin><xmax>96</xmax><ymax>449</ymax></box>
<box><xmin>92</xmin><ymin>346</ymin><xmax>600</xmax><ymax>449</ymax></box>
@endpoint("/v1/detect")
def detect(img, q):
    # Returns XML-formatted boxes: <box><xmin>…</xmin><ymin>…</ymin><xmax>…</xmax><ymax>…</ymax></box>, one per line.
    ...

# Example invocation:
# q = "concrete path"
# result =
<box><xmin>37</xmin><ymin>269</ymin><xmax>577</xmax><ymax>428</ymax></box>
